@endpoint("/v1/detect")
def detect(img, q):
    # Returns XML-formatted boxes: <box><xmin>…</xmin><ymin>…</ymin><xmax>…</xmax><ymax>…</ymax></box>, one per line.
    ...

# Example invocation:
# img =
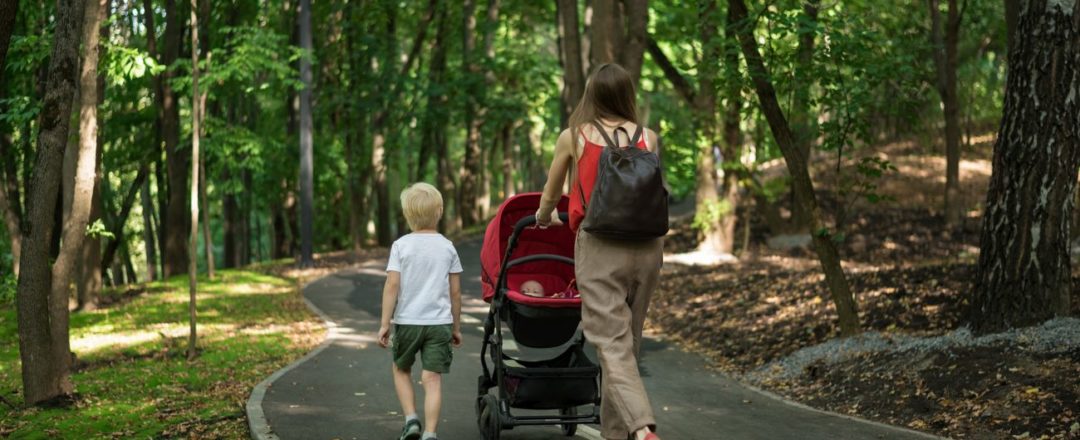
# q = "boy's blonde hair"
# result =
<box><xmin>400</xmin><ymin>182</ymin><xmax>443</xmax><ymax>231</ymax></box>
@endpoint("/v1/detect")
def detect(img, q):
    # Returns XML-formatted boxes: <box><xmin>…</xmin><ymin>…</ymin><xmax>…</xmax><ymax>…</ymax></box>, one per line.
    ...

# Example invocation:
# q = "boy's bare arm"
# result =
<box><xmin>377</xmin><ymin>271</ymin><xmax>401</xmax><ymax>348</ymax></box>
<box><xmin>449</xmin><ymin>273</ymin><xmax>462</xmax><ymax>347</ymax></box>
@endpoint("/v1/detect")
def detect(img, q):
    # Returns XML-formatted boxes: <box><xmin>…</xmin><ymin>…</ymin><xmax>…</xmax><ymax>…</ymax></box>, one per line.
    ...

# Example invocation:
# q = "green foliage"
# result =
<box><xmin>86</xmin><ymin>219</ymin><xmax>115</xmax><ymax>240</ymax></box>
<box><xmin>693</xmin><ymin>198</ymin><xmax>734</xmax><ymax>233</ymax></box>
<box><xmin>0</xmin><ymin>273</ymin><xmax>14</xmax><ymax>305</ymax></box>
<box><xmin>103</xmin><ymin>44</ymin><xmax>164</xmax><ymax>85</ymax></box>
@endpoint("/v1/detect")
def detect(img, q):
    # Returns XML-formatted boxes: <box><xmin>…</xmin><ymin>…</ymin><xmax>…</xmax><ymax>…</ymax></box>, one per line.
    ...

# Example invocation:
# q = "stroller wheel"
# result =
<box><xmin>478</xmin><ymin>394</ymin><xmax>501</xmax><ymax>440</ymax></box>
<box><xmin>559</xmin><ymin>407</ymin><xmax>578</xmax><ymax>437</ymax></box>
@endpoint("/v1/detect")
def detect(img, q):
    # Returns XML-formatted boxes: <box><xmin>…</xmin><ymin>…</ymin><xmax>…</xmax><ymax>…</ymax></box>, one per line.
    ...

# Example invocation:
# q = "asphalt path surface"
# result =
<box><xmin>257</xmin><ymin>239</ymin><xmax>936</xmax><ymax>440</ymax></box>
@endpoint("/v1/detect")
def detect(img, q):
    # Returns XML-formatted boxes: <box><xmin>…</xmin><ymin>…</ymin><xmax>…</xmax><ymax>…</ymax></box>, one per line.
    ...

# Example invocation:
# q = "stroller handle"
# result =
<box><xmin>512</xmin><ymin>212</ymin><xmax>570</xmax><ymax>238</ymax></box>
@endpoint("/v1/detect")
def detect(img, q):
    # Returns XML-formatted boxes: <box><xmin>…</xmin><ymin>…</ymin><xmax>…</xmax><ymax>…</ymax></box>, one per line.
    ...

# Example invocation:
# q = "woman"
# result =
<box><xmin>535</xmin><ymin>63</ymin><xmax>663</xmax><ymax>440</ymax></box>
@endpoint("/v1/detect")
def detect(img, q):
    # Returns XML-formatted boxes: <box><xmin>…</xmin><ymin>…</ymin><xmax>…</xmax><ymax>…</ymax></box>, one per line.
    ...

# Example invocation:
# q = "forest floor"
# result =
<box><xmin>0</xmin><ymin>251</ymin><xmax>378</xmax><ymax>439</ymax></box>
<box><xmin>653</xmin><ymin>138</ymin><xmax>1080</xmax><ymax>440</ymax></box>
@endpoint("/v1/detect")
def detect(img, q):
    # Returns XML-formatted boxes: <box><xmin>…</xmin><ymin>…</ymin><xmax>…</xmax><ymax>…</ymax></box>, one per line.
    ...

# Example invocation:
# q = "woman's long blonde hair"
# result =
<box><xmin>568</xmin><ymin>63</ymin><xmax>640</xmax><ymax>141</ymax></box>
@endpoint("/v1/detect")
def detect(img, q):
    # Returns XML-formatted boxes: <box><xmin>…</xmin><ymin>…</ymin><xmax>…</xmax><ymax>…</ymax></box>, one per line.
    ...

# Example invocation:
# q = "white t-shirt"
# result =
<box><xmin>386</xmin><ymin>233</ymin><xmax>463</xmax><ymax>325</ymax></box>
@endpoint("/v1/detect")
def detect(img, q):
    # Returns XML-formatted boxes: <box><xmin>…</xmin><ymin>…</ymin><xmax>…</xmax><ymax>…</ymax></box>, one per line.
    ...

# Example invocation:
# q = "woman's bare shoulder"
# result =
<box><xmin>645</xmin><ymin>127</ymin><xmax>660</xmax><ymax>152</ymax></box>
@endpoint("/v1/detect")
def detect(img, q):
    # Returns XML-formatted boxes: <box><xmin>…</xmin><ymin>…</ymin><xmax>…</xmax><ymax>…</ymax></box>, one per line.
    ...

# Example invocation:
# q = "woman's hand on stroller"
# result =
<box><xmin>534</xmin><ymin>207</ymin><xmax>563</xmax><ymax>229</ymax></box>
<box><xmin>452</xmin><ymin>327</ymin><xmax>463</xmax><ymax>348</ymax></box>
<box><xmin>377</xmin><ymin>325</ymin><xmax>391</xmax><ymax>348</ymax></box>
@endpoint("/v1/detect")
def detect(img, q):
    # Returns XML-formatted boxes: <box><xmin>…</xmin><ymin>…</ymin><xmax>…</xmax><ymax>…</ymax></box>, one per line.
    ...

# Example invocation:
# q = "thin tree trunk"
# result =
<box><xmin>971</xmin><ymin>0</ymin><xmax>1078</xmax><ymax>334</ymax></box>
<box><xmin>556</xmin><ymin>0</ymin><xmax>586</xmax><ymax>128</ymax></box>
<box><xmin>140</xmin><ymin>177</ymin><xmax>158</xmax><ymax>281</ymax></box>
<box><xmin>461</xmin><ymin>0</ymin><xmax>482</xmax><ymax>227</ymax></box>
<box><xmin>0</xmin><ymin>130</ymin><xmax>21</xmax><ymax>277</ymax></box>
<box><xmin>297</xmin><ymin>0</ymin><xmax>314</xmax><ymax>267</ymax></box>
<box><xmin>100</xmin><ymin>166</ymin><xmax>148</xmax><ymax>275</ymax></box>
<box><xmin>0</xmin><ymin>0</ymin><xmax>18</xmax><ymax>85</ymax></box>
<box><xmin>729</xmin><ymin>0</ymin><xmax>860</xmax><ymax>336</ymax></box>
<box><xmin>187</xmin><ymin>0</ymin><xmax>201</xmax><ymax>360</ymax></box>
<box><xmin>788</xmin><ymin>0</ymin><xmax>818</xmax><ymax>230</ymax></box>
<box><xmin>502</xmin><ymin>123</ymin><xmax>514</xmax><ymax>201</ymax></box>
<box><xmin>620</xmin><ymin>0</ymin><xmax>648</xmax><ymax>87</ymax></box>
<box><xmin>16</xmin><ymin>0</ymin><xmax>86</xmax><ymax>406</ymax></box>
<box><xmin>199</xmin><ymin>157</ymin><xmax>214</xmax><ymax>279</ymax></box>
<box><xmin>162</xmin><ymin>0</ymin><xmax>188</xmax><ymax>277</ymax></box>
<box><xmin>930</xmin><ymin>0</ymin><xmax>964</xmax><ymax>225</ymax></box>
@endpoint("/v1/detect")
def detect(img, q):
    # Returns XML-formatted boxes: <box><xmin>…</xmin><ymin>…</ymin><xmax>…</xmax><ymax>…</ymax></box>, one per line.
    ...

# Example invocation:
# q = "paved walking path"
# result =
<box><xmin>249</xmin><ymin>240</ymin><xmax>939</xmax><ymax>440</ymax></box>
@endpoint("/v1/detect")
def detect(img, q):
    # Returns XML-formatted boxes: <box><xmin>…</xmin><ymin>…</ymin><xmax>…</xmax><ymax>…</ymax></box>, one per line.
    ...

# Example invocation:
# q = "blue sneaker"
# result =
<box><xmin>399</xmin><ymin>419</ymin><xmax>421</xmax><ymax>440</ymax></box>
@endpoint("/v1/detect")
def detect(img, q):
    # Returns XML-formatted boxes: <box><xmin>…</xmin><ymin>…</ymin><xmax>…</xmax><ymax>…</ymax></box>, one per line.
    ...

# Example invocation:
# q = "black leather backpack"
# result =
<box><xmin>578</xmin><ymin>121</ymin><xmax>669</xmax><ymax>240</ymax></box>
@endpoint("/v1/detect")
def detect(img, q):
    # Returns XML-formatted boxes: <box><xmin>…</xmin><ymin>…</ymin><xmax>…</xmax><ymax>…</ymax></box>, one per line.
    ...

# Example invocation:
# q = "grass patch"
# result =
<box><xmin>0</xmin><ymin>267</ymin><xmax>324</xmax><ymax>439</ymax></box>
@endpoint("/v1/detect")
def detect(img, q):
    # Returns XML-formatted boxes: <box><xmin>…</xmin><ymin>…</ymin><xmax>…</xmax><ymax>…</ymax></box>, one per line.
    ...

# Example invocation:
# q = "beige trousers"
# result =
<box><xmin>575</xmin><ymin>229</ymin><xmax>663</xmax><ymax>440</ymax></box>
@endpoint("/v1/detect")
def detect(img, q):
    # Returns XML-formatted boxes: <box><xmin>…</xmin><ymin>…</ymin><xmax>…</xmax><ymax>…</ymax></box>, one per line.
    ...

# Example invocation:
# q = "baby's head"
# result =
<box><xmin>520</xmin><ymin>280</ymin><xmax>545</xmax><ymax>297</ymax></box>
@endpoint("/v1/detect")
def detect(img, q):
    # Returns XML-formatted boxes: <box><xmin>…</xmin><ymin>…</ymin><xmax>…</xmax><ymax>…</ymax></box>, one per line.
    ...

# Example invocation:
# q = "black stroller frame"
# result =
<box><xmin>477</xmin><ymin>213</ymin><xmax>602</xmax><ymax>440</ymax></box>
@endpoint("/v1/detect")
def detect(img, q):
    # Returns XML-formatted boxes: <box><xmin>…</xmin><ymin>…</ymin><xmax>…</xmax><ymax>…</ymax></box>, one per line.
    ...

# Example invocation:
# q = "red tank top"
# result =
<box><xmin>568</xmin><ymin>127</ymin><xmax>649</xmax><ymax>233</ymax></box>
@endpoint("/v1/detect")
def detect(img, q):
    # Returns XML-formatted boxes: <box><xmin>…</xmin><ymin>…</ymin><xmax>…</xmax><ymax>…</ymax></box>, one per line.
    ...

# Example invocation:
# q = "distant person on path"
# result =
<box><xmin>377</xmin><ymin>183</ymin><xmax>464</xmax><ymax>440</ymax></box>
<box><xmin>535</xmin><ymin>64</ymin><xmax>664</xmax><ymax>440</ymax></box>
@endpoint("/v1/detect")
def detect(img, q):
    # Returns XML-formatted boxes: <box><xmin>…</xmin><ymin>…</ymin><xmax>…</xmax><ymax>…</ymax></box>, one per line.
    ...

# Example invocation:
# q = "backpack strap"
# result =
<box><xmin>630</xmin><ymin>125</ymin><xmax>644</xmax><ymax>147</ymax></box>
<box><xmin>591</xmin><ymin>121</ymin><xmax>620</xmax><ymax>149</ymax></box>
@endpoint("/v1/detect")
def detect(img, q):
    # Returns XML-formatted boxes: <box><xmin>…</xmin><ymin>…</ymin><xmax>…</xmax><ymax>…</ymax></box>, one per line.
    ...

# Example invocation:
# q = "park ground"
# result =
<box><xmin>1</xmin><ymin>141</ymin><xmax>1077</xmax><ymax>439</ymax></box>
<box><xmin>657</xmin><ymin>138</ymin><xmax>1080</xmax><ymax>440</ymax></box>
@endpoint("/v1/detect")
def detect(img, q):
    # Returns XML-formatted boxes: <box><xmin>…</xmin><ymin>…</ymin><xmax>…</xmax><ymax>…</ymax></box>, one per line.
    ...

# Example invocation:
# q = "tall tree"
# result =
<box><xmin>971</xmin><ymin>0</ymin><xmax>1078</xmax><ymax>333</ymax></box>
<box><xmin>187</xmin><ymin>0</ymin><xmax>202</xmax><ymax>359</ymax></box>
<box><xmin>929</xmin><ymin>0</ymin><xmax>964</xmax><ymax>225</ymax></box>
<box><xmin>15</xmin><ymin>0</ymin><xmax>87</xmax><ymax>405</ymax></box>
<box><xmin>0</xmin><ymin>0</ymin><xmax>16</xmax><ymax>79</ymax></box>
<box><xmin>298</xmin><ymin>0</ymin><xmax>315</xmax><ymax>267</ymax></box>
<box><xmin>788</xmin><ymin>0</ymin><xmax>819</xmax><ymax>230</ymax></box>
<box><xmin>0</xmin><ymin>0</ymin><xmax>21</xmax><ymax>276</ymax></box>
<box><xmin>162</xmin><ymin>0</ymin><xmax>189</xmax><ymax>277</ymax></box>
<box><xmin>589</xmin><ymin>0</ymin><xmax>647</xmax><ymax>85</ymax></box>
<box><xmin>728</xmin><ymin>0</ymin><xmax>860</xmax><ymax>336</ymax></box>
<box><xmin>556</xmin><ymin>0</ymin><xmax>586</xmax><ymax>128</ymax></box>
<box><xmin>73</xmin><ymin>0</ymin><xmax>109</xmax><ymax>311</ymax></box>
<box><xmin>140</xmin><ymin>178</ymin><xmax>158</xmax><ymax>281</ymax></box>
<box><xmin>646</xmin><ymin>0</ymin><xmax>738</xmax><ymax>255</ymax></box>
<box><xmin>459</xmin><ymin>0</ymin><xmax>500</xmax><ymax>226</ymax></box>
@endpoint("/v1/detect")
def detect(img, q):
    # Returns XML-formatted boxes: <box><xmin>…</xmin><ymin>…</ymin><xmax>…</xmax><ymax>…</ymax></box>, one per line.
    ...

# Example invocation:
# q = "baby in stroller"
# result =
<box><xmin>519</xmin><ymin>279</ymin><xmax>579</xmax><ymax>299</ymax></box>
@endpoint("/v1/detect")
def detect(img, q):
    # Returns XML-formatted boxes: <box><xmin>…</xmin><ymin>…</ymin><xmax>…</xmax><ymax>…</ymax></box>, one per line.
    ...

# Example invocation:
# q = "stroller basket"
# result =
<box><xmin>502</xmin><ymin>300</ymin><xmax>581</xmax><ymax>348</ymax></box>
<box><xmin>502</xmin><ymin>345</ymin><xmax>599</xmax><ymax>410</ymax></box>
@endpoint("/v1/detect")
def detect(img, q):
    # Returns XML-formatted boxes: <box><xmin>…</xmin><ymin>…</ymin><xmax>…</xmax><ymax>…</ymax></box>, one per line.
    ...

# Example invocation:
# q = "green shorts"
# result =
<box><xmin>391</xmin><ymin>324</ymin><xmax>454</xmax><ymax>373</ymax></box>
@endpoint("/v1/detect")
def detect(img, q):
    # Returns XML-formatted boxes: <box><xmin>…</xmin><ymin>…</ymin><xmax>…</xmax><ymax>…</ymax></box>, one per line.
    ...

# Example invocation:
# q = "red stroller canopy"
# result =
<box><xmin>480</xmin><ymin>193</ymin><xmax>575</xmax><ymax>304</ymax></box>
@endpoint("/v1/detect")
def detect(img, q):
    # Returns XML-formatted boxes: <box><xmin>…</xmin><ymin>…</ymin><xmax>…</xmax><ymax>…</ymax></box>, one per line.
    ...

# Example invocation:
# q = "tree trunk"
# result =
<box><xmin>297</xmin><ymin>0</ymin><xmax>315</xmax><ymax>267</ymax></box>
<box><xmin>971</xmin><ymin>0</ymin><xmax>1078</xmax><ymax>334</ymax></box>
<box><xmin>590</xmin><ymin>0</ymin><xmax>622</xmax><ymax>68</ymax></box>
<box><xmin>162</xmin><ymin>0</ymin><xmax>188</xmax><ymax>277</ymax></box>
<box><xmin>620</xmin><ymin>0</ymin><xmax>648</xmax><ymax>87</ymax></box>
<box><xmin>187</xmin><ymin>0</ymin><xmax>201</xmax><ymax>360</ymax></box>
<box><xmin>556</xmin><ymin>0</ymin><xmax>586</xmax><ymax>128</ymax></box>
<box><xmin>1005</xmin><ymin>0</ymin><xmax>1019</xmax><ymax>55</ymax></box>
<box><xmin>930</xmin><ymin>0</ymin><xmax>964</xmax><ymax>225</ymax></box>
<box><xmin>0</xmin><ymin>0</ymin><xmax>17</xmax><ymax>85</ymax></box>
<box><xmin>461</xmin><ymin>0</ymin><xmax>482</xmax><ymax>227</ymax></box>
<box><xmin>729</xmin><ymin>0</ymin><xmax>860</xmax><ymax>336</ymax></box>
<box><xmin>100</xmin><ymin>166</ymin><xmax>148</xmax><ymax>276</ymax></box>
<box><xmin>140</xmin><ymin>177</ymin><xmax>158</xmax><ymax>281</ymax></box>
<box><xmin>16</xmin><ymin>0</ymin><xmax>86</xmax><ymax>406</ymax></box>
<box><xmin>694</xmin><ymin>0</ymin><xmax>733</xmax><ymax>254</ymax></box>
<box><xmin>502</xmin><ymin>123</ymin><xmax>515</xmax><ymax>201</ymax></box>
<box><xmin>0</xmin><ymin>128</ymin><xmax>21</xmax><ymax>277</ymax></box>
<box><xmin>199</xmin><ymin>157</ymin><xmax>214</xmax><ymax>279</ymax></box>
<box><xmin>74</xmin><ymin>0</ymin><xmax>108</xmax><ymax>312</ymax></box>
<box><xmin>788</xmin><ymin>0</ymin><xmax>818</xmax><ymax>230</ymax></box>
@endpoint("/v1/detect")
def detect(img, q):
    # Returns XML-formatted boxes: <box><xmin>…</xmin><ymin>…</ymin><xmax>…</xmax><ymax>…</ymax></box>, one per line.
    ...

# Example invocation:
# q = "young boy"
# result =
<box><xmin>377</xmin><ymin>182</ymin><xmax>463</xmax><ymax>440</ymax></box>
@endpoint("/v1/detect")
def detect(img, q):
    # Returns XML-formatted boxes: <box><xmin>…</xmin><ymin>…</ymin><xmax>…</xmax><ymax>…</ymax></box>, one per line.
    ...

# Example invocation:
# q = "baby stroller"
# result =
<box><xmin>477</xmin><ymin>192</ymin><xmax>601</xmax><ymax>439</ymax></box>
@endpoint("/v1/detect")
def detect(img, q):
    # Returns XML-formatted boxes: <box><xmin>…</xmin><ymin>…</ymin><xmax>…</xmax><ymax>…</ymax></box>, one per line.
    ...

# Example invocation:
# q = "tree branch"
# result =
<box><xmin>645</xmin><ymin>36</ymin><xmax>696</xmax><ymax>105</ymax></box>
